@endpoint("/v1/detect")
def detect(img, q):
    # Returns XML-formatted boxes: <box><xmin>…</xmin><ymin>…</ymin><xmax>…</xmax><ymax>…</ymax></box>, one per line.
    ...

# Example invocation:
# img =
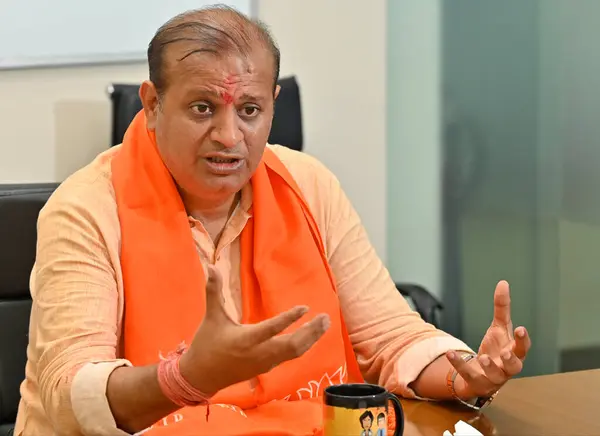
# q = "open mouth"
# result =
<box><xmin>207</xmin><ymin>157</ymin><xmax>240</xmax><ymax>164</ymax></box>
<box><xmin>204</xmin><ymin>156</ymin><xmax>244</xmax><ymax>174</ymax></box>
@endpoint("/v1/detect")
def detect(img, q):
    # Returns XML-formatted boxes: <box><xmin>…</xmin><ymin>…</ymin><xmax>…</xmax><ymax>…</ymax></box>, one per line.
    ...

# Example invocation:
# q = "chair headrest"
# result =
<box><xmin>269</xmin><ymin>76</ymin><xmax>303</xmax><ymax>151</ymax></box>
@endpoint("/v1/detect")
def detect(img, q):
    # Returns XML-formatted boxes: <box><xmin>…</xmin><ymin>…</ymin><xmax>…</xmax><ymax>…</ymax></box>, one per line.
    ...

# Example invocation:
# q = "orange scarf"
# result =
<box><xmin>111</xmin><ymin>112</ymin><xmax>363</xmax><ymax>435</ymax></box>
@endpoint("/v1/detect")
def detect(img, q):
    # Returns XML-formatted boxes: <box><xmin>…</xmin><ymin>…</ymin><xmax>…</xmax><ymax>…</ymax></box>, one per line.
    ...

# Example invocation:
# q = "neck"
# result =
<box><xmin>182</xmin><ymin>190</ymin><xmax>240</xmax><ymax>221</ymax></box>
<box><xmin>180</xmin><ymin>190</ymin><xmax>240</xmax><ymax>242</ymax></box>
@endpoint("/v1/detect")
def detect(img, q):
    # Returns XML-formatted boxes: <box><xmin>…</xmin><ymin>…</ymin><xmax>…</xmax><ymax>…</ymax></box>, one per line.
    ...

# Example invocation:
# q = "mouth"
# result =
<box><xmin>204</xmin><ymin>156</ymin><xmax>244</xmax><ymax>174</ymax></box>
<box><xmin>206</xmin><ymin>156</ymin><xmax>240</xmax><ymax>164</ymax></box>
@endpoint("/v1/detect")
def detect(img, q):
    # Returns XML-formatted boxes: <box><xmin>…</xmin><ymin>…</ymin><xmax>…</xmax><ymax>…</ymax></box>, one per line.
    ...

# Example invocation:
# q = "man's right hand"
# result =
<box><xmin>179</xmin><ymin>265</ymin><xmax>331</xmax><ymax>396</ymax></box>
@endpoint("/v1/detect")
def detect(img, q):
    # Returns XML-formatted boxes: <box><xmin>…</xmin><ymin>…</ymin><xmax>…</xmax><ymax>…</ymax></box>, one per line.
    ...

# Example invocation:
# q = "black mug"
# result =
<box><xmin>323</xmin><ymin>383</ymin><xmax>404</xmax><ymax>436</ymax></box>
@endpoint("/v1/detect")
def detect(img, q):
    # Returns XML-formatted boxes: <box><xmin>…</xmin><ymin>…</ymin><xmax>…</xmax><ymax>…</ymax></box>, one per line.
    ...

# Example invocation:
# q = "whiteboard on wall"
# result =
<box><xmin>0</xmin><ymin>0</ymin><xmax>255</xmax><ymax>70</ymax></box>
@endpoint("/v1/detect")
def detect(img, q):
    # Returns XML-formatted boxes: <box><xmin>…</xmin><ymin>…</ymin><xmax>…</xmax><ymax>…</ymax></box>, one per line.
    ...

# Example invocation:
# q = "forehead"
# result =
<box><xmin>163</xmin><ymin>42</ymin><xmax>274</xmax><ymax>92</ymax></box>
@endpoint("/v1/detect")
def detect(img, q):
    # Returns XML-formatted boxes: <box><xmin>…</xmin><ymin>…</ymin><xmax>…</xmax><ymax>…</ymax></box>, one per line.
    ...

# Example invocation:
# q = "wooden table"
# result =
<box><xmin>400</xmin><ymin>369</ymin><xmax>600</xmax><ymax>435</ymax></box>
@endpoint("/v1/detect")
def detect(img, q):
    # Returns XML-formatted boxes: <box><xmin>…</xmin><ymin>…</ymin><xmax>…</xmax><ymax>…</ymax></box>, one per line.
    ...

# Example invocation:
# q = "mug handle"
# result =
<box><xmin>387</xmin><ymin>393</ymin><xmax>404</xmax><ymax>436</ymax></box>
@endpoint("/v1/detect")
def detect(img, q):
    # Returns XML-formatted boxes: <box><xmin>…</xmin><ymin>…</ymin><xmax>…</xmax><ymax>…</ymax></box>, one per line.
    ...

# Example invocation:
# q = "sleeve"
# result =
<box><xmin>31</xmin><ymin>184</ymin><xmax>131</xmax><ymax>435</ymax></box>
<box><xmin>321</xmin><ymin>170</ymin><xmax>474</xmax><ymax>398</ymax></box>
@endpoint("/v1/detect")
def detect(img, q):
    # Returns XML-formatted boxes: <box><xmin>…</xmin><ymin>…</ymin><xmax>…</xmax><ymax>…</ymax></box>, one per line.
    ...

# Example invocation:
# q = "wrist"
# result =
<box><xmin>446</xmin><ymin>351</ymin><xmax>499</xmax><ymax>410</ymax></box>
<box><xmin>179</xmin><ymin>347</ymin><xmax>220</xmax><ymax>397</ymax></box>
<box><xmin>453</xmin><ymin>373</ymin><xmax>477</xmax><ymax>400</ymax></box>
<box><xmin>157</xmin><ymin>345</ymin><xmax>215</xmax><ymax>408</ymax></box>
<box><xmin>446</xmin><ymin>351</ymin><xmax>478</xmax><ymax>400</ymax></box>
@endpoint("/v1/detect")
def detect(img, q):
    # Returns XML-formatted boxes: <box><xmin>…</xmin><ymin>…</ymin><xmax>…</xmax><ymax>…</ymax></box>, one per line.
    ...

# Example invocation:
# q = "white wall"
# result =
<box><xmin>0</xmin><ymin>63</ymin><xmax>148</xmax><ymax>182</ymax></box>
<box><xmin>259</xmin><ymin>0</ymin><xmax>387</xmax><ymax>258</ymax></box>
<box><xmin>0</xmin><ymin>0</ymin><xmax>388</xmax><ymax>259</ymax></box>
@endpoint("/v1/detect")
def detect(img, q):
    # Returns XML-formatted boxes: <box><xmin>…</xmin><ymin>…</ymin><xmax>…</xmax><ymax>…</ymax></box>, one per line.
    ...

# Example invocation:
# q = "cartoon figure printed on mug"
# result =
<box><xmin>359</xmin><ymin>410</ymin><xmax>374</xmax><ymax>436</ymax></box>
<box><xmin>375</xmin><ymin>412</ymin><xmax>387</xmax><ymax>436</ymax></box>
<box><xmin>359</xmin><ymin>409</ymin><xmax>388</xmax><ymax>436</ymax></box>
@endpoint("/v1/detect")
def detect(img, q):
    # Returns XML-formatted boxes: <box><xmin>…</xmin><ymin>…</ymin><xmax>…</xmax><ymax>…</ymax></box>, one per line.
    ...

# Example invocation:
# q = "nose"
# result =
<box><xmin>210</xmin><ymin>106</ymin><xmax>243</xmax><ymax>148</ymax></box>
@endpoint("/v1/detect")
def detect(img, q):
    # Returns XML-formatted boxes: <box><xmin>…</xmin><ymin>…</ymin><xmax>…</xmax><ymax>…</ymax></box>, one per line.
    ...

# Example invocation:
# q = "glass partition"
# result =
<box><xmin>387</xmin><ymin>0</ymin><xmax>600</xmax><ymax>376</ymax></box>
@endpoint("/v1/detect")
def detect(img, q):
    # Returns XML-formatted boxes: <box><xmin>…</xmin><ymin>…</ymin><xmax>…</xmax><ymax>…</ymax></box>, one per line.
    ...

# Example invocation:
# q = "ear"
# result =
<box><xmin>273</xmin><ymin>84</ymin><xmax>281</xmax><ymax>100</ymax></box>
<box><xmin>139</xmin><ymin>80</ymin><xmax>160</xmax><ymax>130</ymax></box>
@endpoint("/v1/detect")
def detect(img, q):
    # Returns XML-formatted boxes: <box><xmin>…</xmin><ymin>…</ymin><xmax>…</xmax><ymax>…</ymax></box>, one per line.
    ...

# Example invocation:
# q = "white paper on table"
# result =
<box><xmin>442</xmin><ymin>420</ymin><xmax>484</xmax><ymax>436</ymax></box>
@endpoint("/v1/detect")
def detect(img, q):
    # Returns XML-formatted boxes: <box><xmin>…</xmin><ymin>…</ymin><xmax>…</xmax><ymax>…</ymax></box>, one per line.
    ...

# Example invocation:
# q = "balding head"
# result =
<box><xmin>147</xmin><ymin>5</ymin><xmax>280</xmax><ymax>95</ymax></box>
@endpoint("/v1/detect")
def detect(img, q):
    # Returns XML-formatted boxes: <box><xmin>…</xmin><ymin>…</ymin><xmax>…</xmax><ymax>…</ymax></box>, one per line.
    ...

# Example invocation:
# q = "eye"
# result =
<box><xmin>191</xmin><ymin>103</ymin><xmax>213</xmax><ymax>116</ymax></box>
<box><xmin>239</xmin><ymin>105</ymin><xmax>260</xmax><ymax>118</ymax></box>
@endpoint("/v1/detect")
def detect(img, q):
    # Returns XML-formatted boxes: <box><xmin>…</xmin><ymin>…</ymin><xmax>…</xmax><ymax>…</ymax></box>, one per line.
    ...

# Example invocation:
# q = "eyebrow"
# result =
<box><xmin>237</xmin><ymin>92</ymin><xmax>266</xmax><ymax>103</ymax></box>
<box><xmin>186</xmin><ymin>88</ymin><xmax>265</xmax><ymax>103</ymax></box>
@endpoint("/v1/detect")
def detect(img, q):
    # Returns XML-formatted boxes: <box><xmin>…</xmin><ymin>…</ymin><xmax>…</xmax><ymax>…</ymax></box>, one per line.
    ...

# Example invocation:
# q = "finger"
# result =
<box><xmin>265</xmin><ymin>313</ymin><xmax>331</xmax><ymax>365</ymax></box>
<box><xmin>447</xmin><ymin>352</ymin><xmax>495</xmax><ymax>397</ymax></box>
<box><xmin>204</xmin><ymin>265</ymin><xmax>229</xmax><ymax>321</ymax></box>
<box><xmin>478</xmin><ymin>354</ymin><xmax>507</xmax><ymax>386</ymax></box>
<box><xmin>244</xmin><ymin>305</ymin><xmax>310</xmax><ymax>344</ymax></box>
<box><xmin>499</xmin><ymin>348</ymin><xmax>523</xmax><ymax>377</ymax></box>
<box><xmin>492</xmin><ymin>280</ymin><xmax>512</xmax><ymax>326</ymax></box>
<box><xmin>512</xmin><ymin>326</ymin><xmax>531</xmax><ymax>360</ymax></box>
<box><xmin>204</xmin><ymin>265</ymin><xmax>239</xmax><ymax>324</ymax></box>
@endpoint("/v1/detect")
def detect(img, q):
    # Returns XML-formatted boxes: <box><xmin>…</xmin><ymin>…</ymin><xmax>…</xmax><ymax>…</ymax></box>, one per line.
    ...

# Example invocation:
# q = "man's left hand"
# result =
<box><xmin>446</xmin><ymin>280</ymin><xmax>531</xmax><ymax>399</ymax></box>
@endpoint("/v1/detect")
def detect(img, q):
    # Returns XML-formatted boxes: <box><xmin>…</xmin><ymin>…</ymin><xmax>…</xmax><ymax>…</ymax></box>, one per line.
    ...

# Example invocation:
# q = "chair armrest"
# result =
<box><xmin>395</xmin><ymin>282</ymin><xmax>443</xmax><ymax>328</ymax></box>
<box><xmin>0</xmin><ymin>423</ymin><xmax>15</xmax><ymax>436</ymax></box>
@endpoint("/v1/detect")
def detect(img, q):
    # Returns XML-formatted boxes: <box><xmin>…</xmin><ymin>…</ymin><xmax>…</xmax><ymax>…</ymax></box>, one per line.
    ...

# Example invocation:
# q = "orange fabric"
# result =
<box><xmin>110</xmin><ymin>111</ymin><xmax>363</xmax><ymax>435</ymax></box>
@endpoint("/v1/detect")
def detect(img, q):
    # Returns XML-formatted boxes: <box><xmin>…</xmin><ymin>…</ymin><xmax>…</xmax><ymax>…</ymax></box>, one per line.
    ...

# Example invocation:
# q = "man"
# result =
<box><xmin>376</xmin><ymin>412</ymin><xmax>387</xmax><ymax>436</ymax></box>
<box><xmin>15</xmin><ymin>5</ymin><xmax>530</xmax><ymax>436</ymax></box>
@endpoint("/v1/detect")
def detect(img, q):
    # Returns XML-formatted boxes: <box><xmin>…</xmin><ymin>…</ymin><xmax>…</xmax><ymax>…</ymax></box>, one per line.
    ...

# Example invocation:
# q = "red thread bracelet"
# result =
<box><xmin>157</xmin><ymin>343</ymin><xmax>212</xmax><ymax>420</ymax></box>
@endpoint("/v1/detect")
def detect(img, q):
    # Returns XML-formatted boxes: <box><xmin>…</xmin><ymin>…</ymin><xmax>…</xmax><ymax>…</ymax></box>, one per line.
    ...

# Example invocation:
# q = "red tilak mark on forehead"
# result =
<box><xmin>222</xmin><ymin>92</ymin><xmax>234</xmax><ymax>104</ymax></box>
<box><xmin>221</xmin><ymin>74</ymin><xmax>237</xmax><ymax>104</ymax></box>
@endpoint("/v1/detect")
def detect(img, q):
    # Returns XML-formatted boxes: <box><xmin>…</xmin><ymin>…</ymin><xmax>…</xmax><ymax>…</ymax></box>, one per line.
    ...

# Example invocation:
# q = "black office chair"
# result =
<box><xmin>395</xmin><ymin>283</ymin><xmax>443</xmax><ymax>327</ymax></box>
<box><xmin>107</xmin><ymin>84</ymin><xmax>143</xmax><ymax>147</ymax></box>
<box><xmin>0</xmin><ymin>184</ymin><xmax>58</xmax><ymax>436</ymax></box>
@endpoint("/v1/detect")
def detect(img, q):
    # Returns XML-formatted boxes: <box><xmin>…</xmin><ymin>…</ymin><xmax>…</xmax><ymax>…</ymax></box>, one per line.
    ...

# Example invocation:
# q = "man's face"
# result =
<box><xmin>378</xmin><ymin>417</ymin><xmax>385</xmax><ymax>428</ymax></box>
<box><xmin>141</xmin><ymin>43</ymin><xmax>279</xmax><ymax>203</ymax></box>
